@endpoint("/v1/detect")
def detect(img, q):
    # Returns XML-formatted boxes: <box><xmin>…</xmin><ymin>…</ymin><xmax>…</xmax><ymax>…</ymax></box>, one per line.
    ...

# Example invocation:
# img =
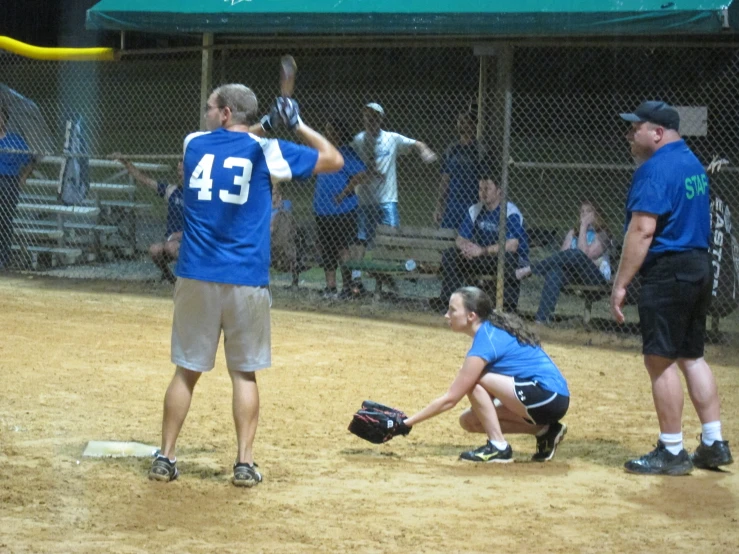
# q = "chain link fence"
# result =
<box><xmin>1</xmin><ymin>42</ymin><xmax>738</xmax><ymax>342</ymax></box>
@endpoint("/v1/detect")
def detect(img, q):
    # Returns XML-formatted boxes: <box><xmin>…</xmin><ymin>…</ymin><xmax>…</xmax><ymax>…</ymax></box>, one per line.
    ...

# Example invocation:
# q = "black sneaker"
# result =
<box><xmin>233</xmin><ymin>462</ymin><xmax>263</xmax><ymax>488</ymax></box>
<box><xmin>459</xmin><ymin>442</ymin><xmax>513</xmax><ymax>463</ymax></box>
<box><xmin>624</xmin><ymin>441</ymin><xmax>693</xmax><ymax>476</ymax></box>
<box><xmin>532</xmin><ymin>422</ymin><xmax>567</xmax><ymax>462</ymax></box>
<box><xmin>692</xmin><ymin>437</ymin><xmax>733</xmax><ymax>469</ymax></box>
<box><xmin>148</xmin><ymin>455</ymin><xmax>179</xmax><ymax>482</ymax></box>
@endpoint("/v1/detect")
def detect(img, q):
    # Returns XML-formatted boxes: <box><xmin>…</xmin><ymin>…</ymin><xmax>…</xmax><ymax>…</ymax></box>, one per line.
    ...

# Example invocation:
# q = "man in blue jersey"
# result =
<box><xmin>148</xmin><ymin>84</ymin><xmax>343</xmax><ymax>487</ymax></box>
<box><xmin>434</xmin><ymin>168</ymin><xmax>529</xmax><ymax>313</ymax></box>
<box><xmin>612</xmin><ymin>101</ymin><xmax>732</xmax><ymax>476</ymax></box>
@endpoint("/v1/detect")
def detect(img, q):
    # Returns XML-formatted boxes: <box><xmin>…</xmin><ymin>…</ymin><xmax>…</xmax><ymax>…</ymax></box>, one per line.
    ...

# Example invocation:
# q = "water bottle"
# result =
<box><xmin>405</xmin><ymin>259</ymin><xmax>417</xmax><ymax>272</ymax></box>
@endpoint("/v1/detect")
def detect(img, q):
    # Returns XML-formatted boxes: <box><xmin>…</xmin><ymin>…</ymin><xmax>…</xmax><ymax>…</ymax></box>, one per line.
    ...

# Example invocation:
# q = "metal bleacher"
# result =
<box><xmin>12</xmin><ymin>156</ymin><xmax>170</xmax><ymax>269</ymax></box>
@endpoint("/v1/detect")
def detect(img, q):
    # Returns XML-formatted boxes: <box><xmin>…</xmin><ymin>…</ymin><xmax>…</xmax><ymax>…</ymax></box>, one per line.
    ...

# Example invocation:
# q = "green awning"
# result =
<box><xmin>86</xmin><ymin>0</ymin><xmax>738</xmax><ymax>36</ymax></box>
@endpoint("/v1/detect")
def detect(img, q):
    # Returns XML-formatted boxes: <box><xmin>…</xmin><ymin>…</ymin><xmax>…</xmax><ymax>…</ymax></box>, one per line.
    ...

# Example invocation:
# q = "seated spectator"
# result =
<box><xmin>433</xmin><ymin>168</ymin><xmax>528</xmax><ymax>313</ymax></box>
<box><xmin>270</xmin><ymin>186</ymin><xmax>301</xmax><ymax>288</ymax></box>
<box><xmin>315</xmin><ymin>119</ymin><xmax>367</xmax><ymax>299</ymax></box>
<box><xmin>112</xmin><ymin>153</ymin><xmax>183</xmax><ymax>283</ymax></box>
<box><xmin>516</xmin><ymin>201</ymin><xmax>611</xmax><ymax>323</ymax></box>
<box><xmin>270</xmin><ymin>185</ymin><xmax>293</xmax><ymax>232</ymax></box>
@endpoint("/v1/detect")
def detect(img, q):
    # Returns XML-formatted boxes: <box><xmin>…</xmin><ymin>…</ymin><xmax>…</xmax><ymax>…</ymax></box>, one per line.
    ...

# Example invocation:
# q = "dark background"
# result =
<box><xmin>1</xmin><ymin>0</ymin><xmax>196</xmax><ymax>48</ymax></box>
<box><xmin>3</xmin><ymin>0</ymin><xmax>103</xmax><ymax>47</ymax></box>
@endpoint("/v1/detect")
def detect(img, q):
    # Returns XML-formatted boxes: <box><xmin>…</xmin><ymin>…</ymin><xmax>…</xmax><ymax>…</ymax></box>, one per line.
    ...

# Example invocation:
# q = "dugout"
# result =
<box><xmin>81</xmin><ymin>1</ymin><xmax>739</xmax><ymax>329</ymax></box>
<box><xmin>85</xmin><ymin>0</ymin><xmax>739</xmax><ymax>155</ymax></box>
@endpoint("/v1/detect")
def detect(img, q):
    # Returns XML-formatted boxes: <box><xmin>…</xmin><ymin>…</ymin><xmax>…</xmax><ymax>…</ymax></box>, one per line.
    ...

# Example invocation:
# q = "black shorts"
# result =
<box><xmin>513</xmin><ymin>380</ymin><xmax>569</xmax><ymax>425</ymax></box>
<box><xmin>638</xmin><ymin>249</ymin><xmax>711</xmax><ymax>359</ymax></box>
<box><xmin>315</xmin><ymin>211</ymin><xmax>358</xmax><ymax>270</ymax></box>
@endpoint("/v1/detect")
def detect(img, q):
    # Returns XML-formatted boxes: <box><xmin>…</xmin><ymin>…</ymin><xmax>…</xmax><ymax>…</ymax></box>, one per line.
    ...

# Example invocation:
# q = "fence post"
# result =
<box><xmin>495</xmin><ymin>44</ymin><xmax>514</xmax><ymax>311</ymax></box>
<box><xmin>200</xmin><ymin>33</ymin><xmax>214</xmax><ymax>131</ymax></box>
<box><xmin>476</xmin><ymin>55</ymin><xmax>488</xmax><ymax>141</ymax></box>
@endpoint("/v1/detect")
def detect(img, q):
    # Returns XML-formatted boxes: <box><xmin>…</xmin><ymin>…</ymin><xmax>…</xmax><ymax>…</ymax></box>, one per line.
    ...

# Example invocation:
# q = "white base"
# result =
<box><xmin>82</xmin><ymin>441</ymin><xmax>159</xmax><ymax>458</ymax></box>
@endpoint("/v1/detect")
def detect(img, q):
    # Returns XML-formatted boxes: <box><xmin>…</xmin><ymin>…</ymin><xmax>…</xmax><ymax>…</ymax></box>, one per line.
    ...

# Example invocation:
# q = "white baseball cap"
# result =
<box><xmin>365</xmin><ymin>102</ymin><xmax>385</xmax><ymax>117</ymax></box>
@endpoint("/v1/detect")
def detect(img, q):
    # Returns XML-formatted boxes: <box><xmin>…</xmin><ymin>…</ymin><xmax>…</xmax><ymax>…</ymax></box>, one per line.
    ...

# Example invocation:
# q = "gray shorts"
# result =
<box><xmin>171</xmin><ymin>278</ymin><xmax>271</xmax><ymax>372</ymax></box>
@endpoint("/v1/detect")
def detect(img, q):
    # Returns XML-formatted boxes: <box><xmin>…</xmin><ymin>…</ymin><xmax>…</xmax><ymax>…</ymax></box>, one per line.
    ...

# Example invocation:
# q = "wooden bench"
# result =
<box><xmin>561</xmin><ymin>283</ymin><xmax>610</xmax><ymax>326</ymax></box>
<box><xmin>344</xmin><ymin>225</ymin><xmax>457</xmax><ymax>299</ymax></box>
<box><xmin>563</xmin><ymin>278</ymin><xmax>723</xmax><ymax>332</ymax></box>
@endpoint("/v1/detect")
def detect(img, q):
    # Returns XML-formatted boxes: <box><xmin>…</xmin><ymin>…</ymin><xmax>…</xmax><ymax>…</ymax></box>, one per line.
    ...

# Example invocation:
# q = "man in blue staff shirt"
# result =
<box><xmin>612</xmin><ymin>100</ymin><xmax>732</xmax><ymax>476</ymax></box>
<box><xmin>148</xmin><ymin>84</ymin><xmax>343</xmax><ymax>487</ymax></box>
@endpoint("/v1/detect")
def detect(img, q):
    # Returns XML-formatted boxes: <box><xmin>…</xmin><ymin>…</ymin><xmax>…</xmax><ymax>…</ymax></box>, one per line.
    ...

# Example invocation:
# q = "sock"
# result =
<box><xmin>659</xmin><ymin>432</ymin><xmax>683</xmax><ymax>455</ymax></box>
<box><xmin>701</xmin><ymin>421</ymin><xmax>723</xmax><ymax>446</ymax></box>
<box><xmin>489</xmin><ymin>440</ymin><xmax>508</xmax><ymax>451</ymax></box>
<box><xmin>536</xmin><ymin>425</ymin><xmax>550</xmax><ymax>438</ymax></box>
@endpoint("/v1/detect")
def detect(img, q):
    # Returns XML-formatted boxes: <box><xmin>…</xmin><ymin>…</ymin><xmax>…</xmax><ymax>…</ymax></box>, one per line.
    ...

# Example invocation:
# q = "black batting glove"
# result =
<box><xmin>276</xmin><ymin>97</ymin><xmax>301</xmax><ymax>130</ymax></box>
<box><xmin>260</xmin><ymin>105</ymin><xmax>281</xmax><ymax>132</ymax></box>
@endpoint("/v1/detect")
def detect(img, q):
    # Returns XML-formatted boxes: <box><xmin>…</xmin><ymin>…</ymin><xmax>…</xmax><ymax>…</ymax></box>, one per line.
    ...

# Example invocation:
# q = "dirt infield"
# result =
<box><xmin>0</xmin><ymin>275</ymin><xmax>737</xmax><ymax>553</ymax></box>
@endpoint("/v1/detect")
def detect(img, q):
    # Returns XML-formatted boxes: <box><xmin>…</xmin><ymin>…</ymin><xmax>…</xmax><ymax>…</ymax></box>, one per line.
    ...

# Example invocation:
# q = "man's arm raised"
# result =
<box><xmin>295</xmin><ymin>121</ymin><xmax>344</xmax><ymax>174</ymax></box>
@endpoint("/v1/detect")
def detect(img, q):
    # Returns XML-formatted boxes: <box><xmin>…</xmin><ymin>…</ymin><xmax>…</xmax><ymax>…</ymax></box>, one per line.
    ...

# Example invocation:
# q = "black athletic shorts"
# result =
<box><xmin>513</xmin><ymin>380</ymin><xmax>569</xmax><ymax>425</ymax></box>
<box><xmin>638</xmin><ymin>249</ymin><xmax>711</xmax><ymax>359</ymax></box>
<box><xmin>315</xmin><ymin>211</ymin><xmax>358</xmax><ymax>270</ymax></box>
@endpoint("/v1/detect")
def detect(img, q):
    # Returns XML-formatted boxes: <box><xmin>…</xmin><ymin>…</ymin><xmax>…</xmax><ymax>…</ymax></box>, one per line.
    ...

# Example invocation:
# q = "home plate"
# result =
<box><xmin>83</xmin><ymin>441</ymin><xmax>159</xmax><ymax>458</ymax></box>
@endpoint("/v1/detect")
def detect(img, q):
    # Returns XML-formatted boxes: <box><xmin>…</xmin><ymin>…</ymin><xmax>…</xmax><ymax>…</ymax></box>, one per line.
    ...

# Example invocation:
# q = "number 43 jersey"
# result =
<box><xmin>177</xmin><ymin>128</ymin><xmax>318</xmax><ymax>286</ymax></box>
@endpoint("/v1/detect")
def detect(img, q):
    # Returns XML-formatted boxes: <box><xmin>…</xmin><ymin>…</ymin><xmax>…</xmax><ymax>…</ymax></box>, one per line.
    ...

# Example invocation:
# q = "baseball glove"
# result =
<box><xmin>348</xmin><ymin>401</ymin><xmax>411</xmax><ymax>444</ymax></box>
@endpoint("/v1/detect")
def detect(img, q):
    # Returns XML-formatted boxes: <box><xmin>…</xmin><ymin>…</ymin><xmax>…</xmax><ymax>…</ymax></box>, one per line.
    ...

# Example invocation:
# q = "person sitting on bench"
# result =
<box><xmin>434</xmin><ymin>167</ymin><xmax>528</xmax><ymax>313</ymax></box>
<box><xmin>270</xmin><ymin>185</ymin><xmax>303</xmax><ymax>288</ymax></box>
<box><xmin>111</xmin><ymin>153</ymin><xmax>184</xmax><ymax>284</ymax></box>
<box><xmin>516</xmin><ymin>200</ymin><xmax>611</xmax><ymax>324</ymax></box>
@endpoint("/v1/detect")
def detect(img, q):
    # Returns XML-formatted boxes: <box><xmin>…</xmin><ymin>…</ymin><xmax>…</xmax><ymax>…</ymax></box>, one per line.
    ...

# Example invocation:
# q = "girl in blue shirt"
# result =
<box><xmin>516</xmin><ymin>201</ymin><xmax>611</xmax><ymax>323</ymax></box>
<box><xmin>404</xmin><ymin>286</ymin><xmax>570</xmax><ymax>463</ymax></box>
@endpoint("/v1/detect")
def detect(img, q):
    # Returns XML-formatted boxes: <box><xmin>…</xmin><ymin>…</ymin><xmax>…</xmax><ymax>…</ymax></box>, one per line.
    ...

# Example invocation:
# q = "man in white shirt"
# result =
<box><xmin>347</xmin><ymin>102</ymin><xmax>437</xmax><ymax>293</ymax></box>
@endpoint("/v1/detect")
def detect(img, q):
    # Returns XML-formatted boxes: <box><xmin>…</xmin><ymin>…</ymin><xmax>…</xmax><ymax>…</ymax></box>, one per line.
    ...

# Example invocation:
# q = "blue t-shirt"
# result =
<box><xmin>0</xmin><ymin>132</ymin><xmax>32</xmax><ymax>177</ymax></box>
<box><xmin>458</xmin><ymin>202</ymin><xmax>529</xmax><ymax>266</ymax></box>
<box><xmin>313</xmin><ymin>146</ymin><xmax>364</xmax><ymax>216</ymax></box>
<box><xmin>467</xmin><ymin>320</ymin><xmax>569</xmax><ymax>396</ymax></box>
<box><xmin>176</xmin><ymin>128</ymin><xmax>318</xmax><ymax>286</ymax></box>
<box><xmin>156</xmin><ymin>182</ymin><xmax>185</xmax><ymax>237</ymax></box>
<box><xmin>440</xmin><ymin>141</ymin><xmax>481</xmax><ymax>229</ymax></box>
<box><xmin>570</xmin><ymin>228</ymin><xmax>596</xmax><ymax>249</ymax></box>
<box><xmin>624</xmin><ymin>140</ymin><xmax>710</xmax><ymax>256</ymax></box>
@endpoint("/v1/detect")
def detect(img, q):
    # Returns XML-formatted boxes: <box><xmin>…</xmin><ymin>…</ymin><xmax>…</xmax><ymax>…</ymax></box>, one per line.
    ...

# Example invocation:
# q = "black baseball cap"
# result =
<box><xmin>620</xmin><ymin>101</ymin><xmax>680</xmax><ymax>131</ymax></box>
